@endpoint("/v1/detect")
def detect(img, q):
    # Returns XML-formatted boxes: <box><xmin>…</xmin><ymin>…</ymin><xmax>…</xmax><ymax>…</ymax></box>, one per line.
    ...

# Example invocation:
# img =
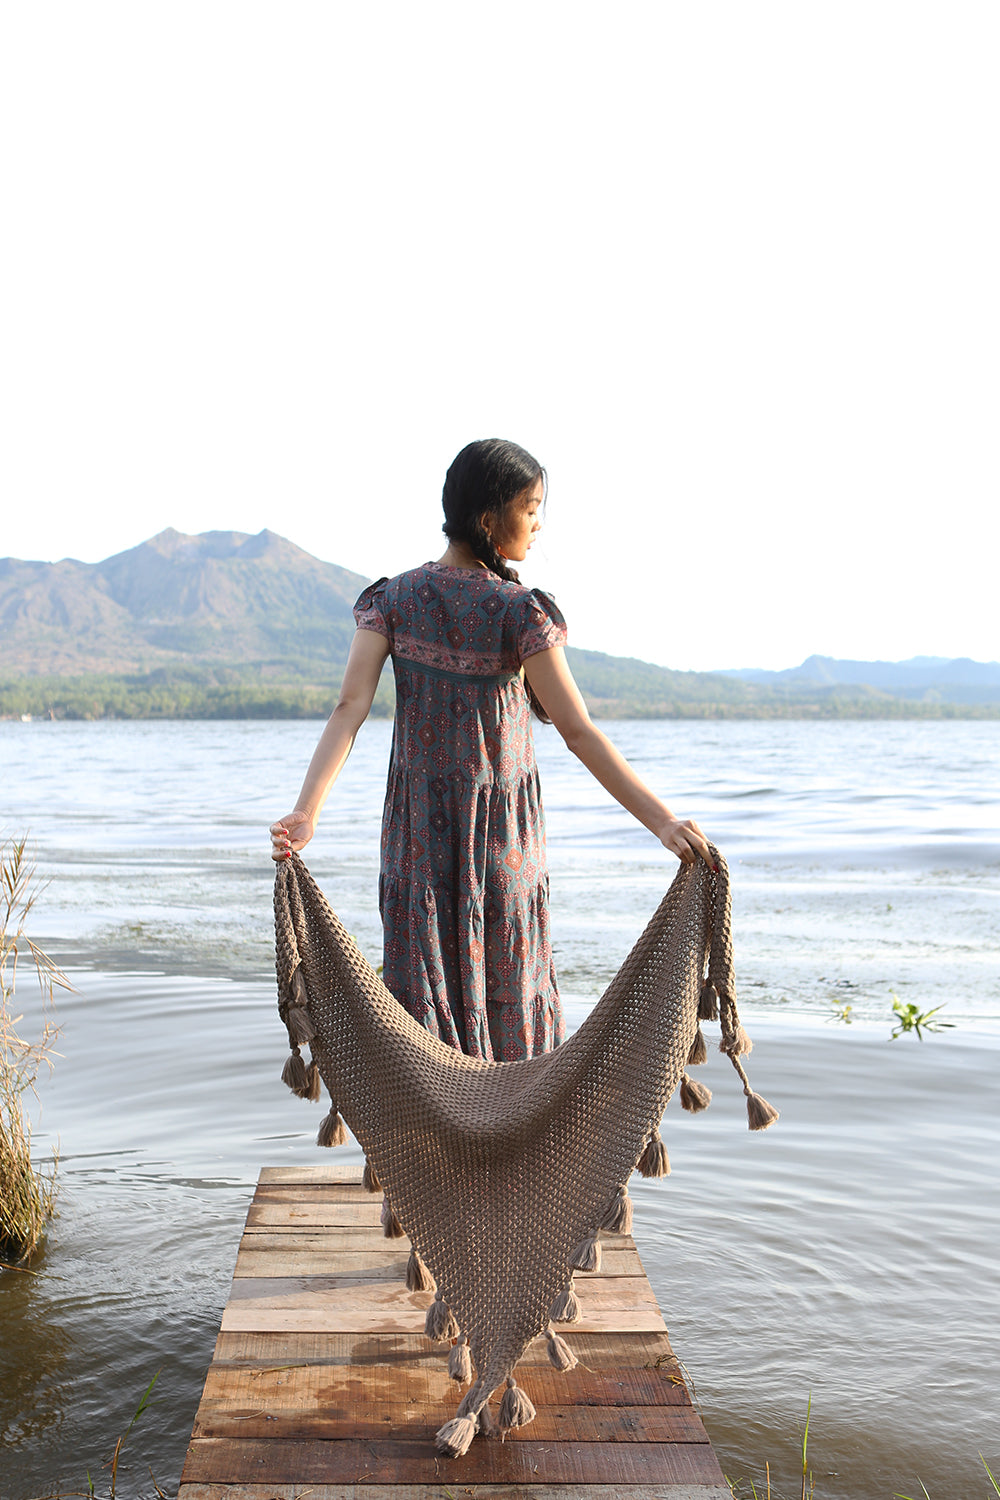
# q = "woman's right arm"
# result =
<box><xmin>270</xmin><ymin>628</ymin><xmax>391</xmax><ymax>860</ymax></box>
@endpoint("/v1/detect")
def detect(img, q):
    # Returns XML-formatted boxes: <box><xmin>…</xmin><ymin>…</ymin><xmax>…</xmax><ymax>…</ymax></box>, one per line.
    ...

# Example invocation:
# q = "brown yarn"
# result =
<box><xmin>274</xmin><ymin>846</ymin><xmax>774</xmax><ymax>1454</ymax></box>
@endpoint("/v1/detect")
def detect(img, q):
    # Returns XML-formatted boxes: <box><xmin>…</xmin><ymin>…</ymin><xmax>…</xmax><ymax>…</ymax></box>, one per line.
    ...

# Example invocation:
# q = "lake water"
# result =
<box><xmin>1</xmin><ymin>718</ymin><xmax>998</xmax><ymax>1499</ymax></box>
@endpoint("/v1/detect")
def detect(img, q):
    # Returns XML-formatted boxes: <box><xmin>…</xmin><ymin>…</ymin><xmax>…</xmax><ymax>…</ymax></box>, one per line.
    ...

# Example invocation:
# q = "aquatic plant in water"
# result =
<box><xmin>889</xmin><ymin>992</ymin><xmax>954</xmax><ymax>1041</ymax></box>
<box><xmin>0</xmin><ymin>836</ymin><xmax>68</xmax><ymax>1265</ymax></box>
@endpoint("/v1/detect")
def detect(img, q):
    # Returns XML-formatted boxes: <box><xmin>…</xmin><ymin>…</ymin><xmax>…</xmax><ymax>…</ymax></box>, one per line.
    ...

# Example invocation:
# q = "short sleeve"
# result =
<box><xmin>353</xmin><ymin>577</ymin><xmax>390</xmax><ymax>638</ymax></box>
<box><xmin>517</xmin><ymin>587</ymin><xmax>568</xmax><ymax>661</ymax></box>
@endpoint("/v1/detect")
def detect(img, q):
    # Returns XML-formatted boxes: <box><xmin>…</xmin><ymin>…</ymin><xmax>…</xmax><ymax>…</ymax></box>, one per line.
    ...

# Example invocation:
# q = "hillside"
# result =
<box><xmin>1</xmin><ymin>531</ymin><xmax>997</xmax><ymax>719</ymax></box>
<box><xmin>0</xmin><ymin>528</ymin><xmax>366</xmax><ymax>675</ymax></box>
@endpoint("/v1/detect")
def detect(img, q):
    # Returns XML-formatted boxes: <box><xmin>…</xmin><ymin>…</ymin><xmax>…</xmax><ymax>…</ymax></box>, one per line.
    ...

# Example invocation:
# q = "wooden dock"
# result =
<box><xmin>178</xmin><ymin>1165</ymin><xmax>730</xmax><ymax>1499</ymax></box>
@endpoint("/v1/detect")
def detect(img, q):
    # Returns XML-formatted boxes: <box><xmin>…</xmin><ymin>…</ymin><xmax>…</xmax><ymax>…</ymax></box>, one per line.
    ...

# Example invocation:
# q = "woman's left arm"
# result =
<box><xmin>523</xmin><ymin>646</ymin><xmax>714</xmax><ymax>867</ymax></box>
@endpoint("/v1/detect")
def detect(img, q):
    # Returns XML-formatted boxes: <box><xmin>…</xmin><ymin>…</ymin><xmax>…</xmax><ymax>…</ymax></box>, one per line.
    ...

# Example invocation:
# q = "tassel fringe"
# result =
<box><xmin>406</xmin><ymin>1248</ymin><xmax>436</xmax><ymax>1292</ymax></box>
<box><xmin>448</xmin><ymin>1333</ymin><xmax>473</xmax><ymax>1383</ymax></box>
<box><xmin>699</xmin><ymin>980</ymin><xmax>719</xmax><ymax>1021</ymax></box>
<box><xmin>637</xmin><ymin>1132</ymin><xmax>671</xmax><ymax>1178</ymax></box>
<box><xmin>316</xmin><ymin>1108</ymin><xmax>348</xmax><ymax>1148</ymax></box>
<box><xmin>435</xmin><ymin>1414</ymin><xmax>477</xmax><ymax>1457</ymax></box>
<box><xmin>381</xmin><ymin>1199</ymin><xmax>405</xmax><ymax>1239</ymax></box>
<box><xmin>680</xmin><ymin>1073</ymin><xmax>712</xmax><ymax>1113</ymax></box>
<box><xmin>600</xmin><ymin>1186</ymin><xmax>633</xmax><ymax>1234</ymax></box>
<box><xmin>362</xmin><ymin>1158</ymin><xmax>381</xmax><ymax>1194</ymax></box>
<box><xmin>687</xmin><ymin>1026</ymin><xmax>708</xmax><ymax>1066</ymax></box>
<box><xmin>425</xmin><ymin>1292</ymin><xmax>460</xmax><ymax>1342</ymax></box>
<box><xmin>570</xmin><ymin>1232</ymin><xmax>602</xmax><ymax>1272</ymax></box>
<box><xmin>286</xmin><ymin>1005</ymin><xmax>316</xmax><ymax>1045</ymax></box>
<box><xmin>498</xmin><ymin>1376</ymin><xmax>536</xmax><ymax>1432</ymax></box>
<box><xmin>549</xmin><ymin>1279</ymin><xmax>582</xmax><ymax>1324</ymax></box>
<box><xmin>281</xmin><ymin>1048</ymin><xmax>321</xmax><ymax>1101</ymax></box>
<box><xmin>546</xmin><ymin>1326</ymin><xmax>578</xmax><ymax>1371</ymax></box>
<box><xmin>745</xmin><ymin>1087</ymin><xmax>780</xmax><ymax>1131</ymax></box>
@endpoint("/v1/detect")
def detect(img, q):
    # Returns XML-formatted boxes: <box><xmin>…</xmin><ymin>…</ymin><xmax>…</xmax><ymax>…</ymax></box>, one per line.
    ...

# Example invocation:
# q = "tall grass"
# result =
<box><xmin>0</xmin><ymin>836</ymin><xmax>69</xmax><ymax>1265</ymax></box>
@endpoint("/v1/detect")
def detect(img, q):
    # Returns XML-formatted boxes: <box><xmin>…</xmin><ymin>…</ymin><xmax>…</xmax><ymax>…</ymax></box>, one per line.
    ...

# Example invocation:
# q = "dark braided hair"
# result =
<box><xmin>441</xmin><ymin>439</ymin><xmax>551</xmax><ymax>721</ymax></box>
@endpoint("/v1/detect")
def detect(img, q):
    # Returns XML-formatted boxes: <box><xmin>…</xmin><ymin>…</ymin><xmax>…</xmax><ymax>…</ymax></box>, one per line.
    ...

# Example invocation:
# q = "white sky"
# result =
<box><xmin>2</xmin><ymin>2</ymin><xmax>997</xmax><ymax>671</ymax></box>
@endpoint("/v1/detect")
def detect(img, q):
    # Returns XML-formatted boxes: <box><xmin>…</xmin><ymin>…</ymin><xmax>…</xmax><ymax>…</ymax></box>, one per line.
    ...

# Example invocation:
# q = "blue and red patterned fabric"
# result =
<box><xmin>354</xmin><ymin>562</ymin><xmax>567</xmax><ymax>1061</ymax></box>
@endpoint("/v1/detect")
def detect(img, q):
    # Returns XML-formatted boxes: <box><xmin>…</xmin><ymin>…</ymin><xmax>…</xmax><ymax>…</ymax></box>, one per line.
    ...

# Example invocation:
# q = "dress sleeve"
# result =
<box><xmin>518</xmin><ymin>588</ymin><xmax>568</xmax><ymax>661</ymax></box>
<box><xmin>353</xmin><ymin>577</ymin><xmax>390</xmax><ymax>638</ymax></box>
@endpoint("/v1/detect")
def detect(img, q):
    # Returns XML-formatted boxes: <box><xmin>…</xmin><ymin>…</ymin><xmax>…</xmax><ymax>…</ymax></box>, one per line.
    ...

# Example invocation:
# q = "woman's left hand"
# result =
<box><xmin>658</xmin><ymin>817</ymin><xmax>715</xmax><ymax>868</ymax></box>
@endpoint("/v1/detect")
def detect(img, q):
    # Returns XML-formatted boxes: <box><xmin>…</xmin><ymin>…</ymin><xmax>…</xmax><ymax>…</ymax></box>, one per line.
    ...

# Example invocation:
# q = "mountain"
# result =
<box><xmin>0</xmin><ymin>528</ymin><xmax>366</xmax><ymax>675</ymax></box>
<box><xmin>1</xmin><ymin>532</ymin><xmax>997</xmax><ymax>718</ymax></box>
<box><xmin>721</xmin><ymin>654</ymin><xmax>1000</xmax><ymax>705</ymax></box>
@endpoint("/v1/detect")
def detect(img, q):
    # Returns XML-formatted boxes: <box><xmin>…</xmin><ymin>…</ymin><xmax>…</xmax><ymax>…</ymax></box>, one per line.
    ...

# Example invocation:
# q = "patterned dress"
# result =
<box><xmin>354</xmin><ymin>562</ymin><xmax>567</xmax><ymax>1062</ymax></box>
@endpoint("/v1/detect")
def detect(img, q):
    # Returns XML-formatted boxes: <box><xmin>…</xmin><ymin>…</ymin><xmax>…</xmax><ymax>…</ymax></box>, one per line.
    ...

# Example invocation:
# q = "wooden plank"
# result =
<box><xmin>181</xmin><ymin>1437</ymin><xmax>726</xmax><ymax>1485</ymax></box>
<box><xmin>180</xmin><ymin>1166</ymin><xmax>726</xmax><ymax>1498</ymax></box>
<box><xmin>234</xmin><ymin>1244</ymin><xmax>644</xmax><ymax>1276</ymax></box>
<box><xmin>196</xmin><ymin>1363</ymin><xmax>692</xmax><ymax>1408</ymax></box>
<box><xmin>180</xmin><ymin>1487</ymin><xmax>733</xmax><ymax>1499</ymax></box>
<box><xmin>191</xmin><ymin>1402</ymin><xmax>707</xmax><ymax>1443</ymax></box>
<box><xmin>220</xmin><ymin>1301</ymin><xmax>668</xmax><ymax>1335</ymax></box>
<box><xmin>226</xmin><ymin>1272</ymin><xmax>660</xmax><ymax>1309</ymax></box>
<box><xmin>209</xmin><ymin>1327</ymin><xmax>682</xmax><ymax>1369</ymax></box>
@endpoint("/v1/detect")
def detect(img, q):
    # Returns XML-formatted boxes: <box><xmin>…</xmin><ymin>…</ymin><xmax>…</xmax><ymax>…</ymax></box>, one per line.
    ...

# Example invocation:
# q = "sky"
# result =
<box><xmin>2</xmin><ymin>2</ymin><xmax>997</xmax><ymax>671</ymax></box>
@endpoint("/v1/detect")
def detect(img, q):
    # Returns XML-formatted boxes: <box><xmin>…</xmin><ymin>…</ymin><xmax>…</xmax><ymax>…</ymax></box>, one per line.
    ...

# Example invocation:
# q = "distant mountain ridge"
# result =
<box><xmin>1</xmin><ymin>530</ymin><xmax>997</xmax><ymax>718</ymax></box>
<box><xmin>722</xmin><ymin>654</ymin><xmax>1000</xmax><ymax>704</ymax></box>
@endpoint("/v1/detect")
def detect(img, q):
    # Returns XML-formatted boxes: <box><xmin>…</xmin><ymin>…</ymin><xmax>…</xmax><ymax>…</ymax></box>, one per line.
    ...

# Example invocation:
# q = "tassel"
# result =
<box><xmin>425</xmin><ymin>1292</ymin><xmax>460</xmax><ymax>1342</ymax></box>
<box><xmin>745</xmin><ymin>1087</ymin><xmax>780</xmax><ymax>1131</ymax></box>
<box><xmin>448</xmin><ymin>1333</ymin><xmax>473</xmax><ymax>1384</ymax></box>
<box><xmin>498</xmin><ymin>1376</ymin><xmax>536</xmax><ymax>1433</ymax></box>
<box><xmin>680</xmin><ymin>1073</ymin><xmax>712</xmax><ymax>1114</ymax></box>
<box><xmin>637</xmin><ymin>1132</ymin><xmax>671</xmax><ymax>1179</ymax></box>
<box><xmin>435</xmin><ymin>1414</ymin><xmax>477</xmax><ymax>1457</ymax></box>
<box><xmin>687</xmin><ymin>1026</ymin><xmax>708</xmax><ymax>1066</ymax></box>
<box><xmin>570</xmin><ymin>1232</ymin><xmax>602</xmax><ymax>1272</ymax></box>
<box><xmin>316</xmin><ymin>1108</ymin><xmax>348</xmax><ymax>1148</ymax></box>
<box><xmin>281</xmin><ymin>1048</ymin><xmax>308</xmax><ymax>1095</ymax></box>
<box><xmin>546</xmin><ymin>1326</ymin><xmax>578</xmax><ymax>1371</ymax></box>
<box><xmin>286</xmin><ymin>1005</ymin><xmax>316</xmax><ymax>1045</ymax></box>
<box><xmin>721</xmin><ymin>1024</ymin><xmax>754</xmax><ymax>1057</ymax></box>
<box><xmin>290</xmin><ymin>966</ymin><xmax>309</xmax><ymax>1005</ymax></box>
<box><xmin>381</xmin><ymin>1198</ymin><xmax>405</xmax><ymax>1240</ymax></box>
<box><xmin>362</xmin><ymin>1158</ymin><xmax>381</xmax><ymax>1194</ymax></box>
<box><xmin>549</xmin><ymin>1279</ymin><xmax>582</xmax><ymax>1324</ymax></box>
<box><xmin>303</xmin><ymin>1060</ymin><xmax>321</xmax><ymax>1102</ymax></box>
<box><xmin>699</xmin><ymin>980</ymin><xmax>719</xmax><ymax>1021</ymax></box>
<box><xmin>601</xmin><ymin>1186</ymin><xmax>633</xmax><ymax>1234</ymax></box>
<box><xmin>406</xmin><ymin>1248</ymin><xmax>436</xmax><ymax>1292</ymax></box>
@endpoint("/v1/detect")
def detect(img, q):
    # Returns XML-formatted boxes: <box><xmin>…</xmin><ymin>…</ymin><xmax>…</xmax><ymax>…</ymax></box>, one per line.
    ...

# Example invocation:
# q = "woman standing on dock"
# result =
<box><xmin>270</xmin><ymin>439</ymin><xmax>711</xmax><ymax>1062</ymax></box>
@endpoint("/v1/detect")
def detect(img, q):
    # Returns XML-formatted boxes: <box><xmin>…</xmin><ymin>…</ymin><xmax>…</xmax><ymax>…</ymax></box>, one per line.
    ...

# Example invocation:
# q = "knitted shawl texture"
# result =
<box><xmin>273</xmin><ymin>848</ymin><xmax>776</xmax><ymax>1457</ymax></box>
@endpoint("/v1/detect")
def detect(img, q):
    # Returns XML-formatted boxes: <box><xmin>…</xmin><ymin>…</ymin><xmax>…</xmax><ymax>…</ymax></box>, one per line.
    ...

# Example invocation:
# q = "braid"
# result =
<box><xmin>440</xmin><ymin>439</ymin><xmax>552</xmax><ymax>724</ymax></box>
<box><xmin>468</xmin><ymin>514</ymin><xmax>519</xmax><ymax>585</ymax></box>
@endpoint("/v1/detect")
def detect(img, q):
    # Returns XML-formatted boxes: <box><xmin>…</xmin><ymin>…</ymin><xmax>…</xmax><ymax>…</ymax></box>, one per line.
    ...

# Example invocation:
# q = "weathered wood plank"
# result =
<box><xmin>196</xmin><ymin>1362</ymin><xmax>692</xmax><ymax>1408</ymax></box>
<box><xmin>219</xmin><ymin>1301</ymin><xmax>668</xmax><ymax>1334</ymax></box>
<box><xmin>226</xmin><ymin>1272</ymin><xmax>660</xmax><ymax>1310</ymax></box>
<box><xmin>209</xmin><ymin>1327</ymin><xmax>681</xmax><ymax>1369</ymax></box>
<box><xmin>179</xmin><ymin>1486</ymin><xmax>733</xmax><ymax>1499</ymax></box>
<box><xmin>234</xmin><ymin>1244</ymin><xmax>644</xmax><ymax>1277</ymax></box>
<box><xmin>180</xmin><ymin>1436</ymin><xmax>726</xmax><ymax>1485</ymax></box>
<box><xmin>192</xmin><ymin>1401</ymin><xmax>708</xmax><ymax>1443</ymax></box>
<box><xmin>258</xmin><ymin>1163</ymin><xmax>364</xmax><ymax>1185</ymax></box>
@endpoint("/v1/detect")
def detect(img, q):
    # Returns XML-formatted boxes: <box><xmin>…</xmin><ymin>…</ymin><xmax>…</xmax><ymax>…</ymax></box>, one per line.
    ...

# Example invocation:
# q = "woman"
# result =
<box><xmin>271</xmin><ymin>439</ymin><xmax>712</xmax><ymax>1062</ymax></box>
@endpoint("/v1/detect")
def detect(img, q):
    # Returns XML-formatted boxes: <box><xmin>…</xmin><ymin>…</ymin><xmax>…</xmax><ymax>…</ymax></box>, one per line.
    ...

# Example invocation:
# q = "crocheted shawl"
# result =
<box><xmin>273</xmin><ymin>849</ymin><xmax>777</xmax><ymax>1458</ymax></box>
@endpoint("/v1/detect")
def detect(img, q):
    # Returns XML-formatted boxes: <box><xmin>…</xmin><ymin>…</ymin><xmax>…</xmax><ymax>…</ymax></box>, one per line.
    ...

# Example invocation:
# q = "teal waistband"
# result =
<box><xmin>393</xmin><ymin>655</ymin><xmax>519</xmax><ymax>688</ymax></box>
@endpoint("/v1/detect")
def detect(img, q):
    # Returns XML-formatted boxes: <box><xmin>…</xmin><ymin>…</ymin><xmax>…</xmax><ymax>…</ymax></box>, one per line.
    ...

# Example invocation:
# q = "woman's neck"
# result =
<box><xmin>436</xmin><ymin>541</ymin><xmax>486</xmax><ymax>570</ymax></box>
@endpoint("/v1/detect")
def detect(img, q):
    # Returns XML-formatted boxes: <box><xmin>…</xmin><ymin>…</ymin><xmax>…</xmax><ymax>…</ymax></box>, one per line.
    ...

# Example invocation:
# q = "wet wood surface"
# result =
<box><xmin>178</xmin><ymin>1164</ymin><xmax>730</xmax><ymax>1499</ymax></box>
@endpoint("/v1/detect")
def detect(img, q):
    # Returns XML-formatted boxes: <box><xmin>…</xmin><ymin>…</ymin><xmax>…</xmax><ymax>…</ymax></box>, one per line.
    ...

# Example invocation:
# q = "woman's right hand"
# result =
<box><xmin>269</xmin><ymin>811</ymin><xmax>315</xmax><ymax>861</ymax></box>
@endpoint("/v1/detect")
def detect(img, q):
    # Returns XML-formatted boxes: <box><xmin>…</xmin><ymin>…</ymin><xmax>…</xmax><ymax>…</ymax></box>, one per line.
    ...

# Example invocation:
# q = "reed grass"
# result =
<box><xmin>0</xmin><ymin>836</ymin><xmax>69</xmax><ymax>1265</ymax></box>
